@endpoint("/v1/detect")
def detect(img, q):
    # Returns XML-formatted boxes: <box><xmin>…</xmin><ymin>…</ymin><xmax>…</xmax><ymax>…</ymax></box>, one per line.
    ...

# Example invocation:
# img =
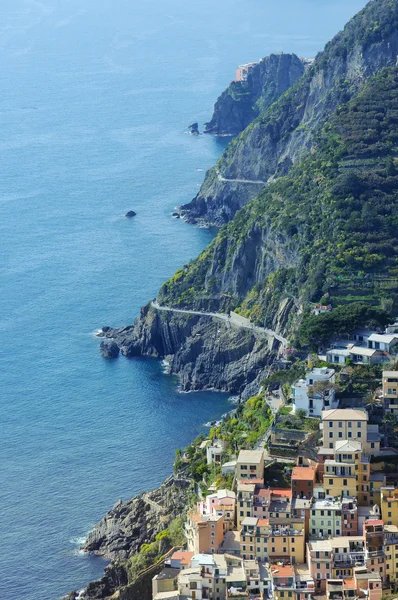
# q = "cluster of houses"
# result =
<box><xmin>151</xmin><ymin>370</ymin><xmax>398</xmax><ymax>600</ymax></box>
<box><xmin>321</xmin><ymin>324</ymin><xmax>398</xmax><ymax>367</ymax></box>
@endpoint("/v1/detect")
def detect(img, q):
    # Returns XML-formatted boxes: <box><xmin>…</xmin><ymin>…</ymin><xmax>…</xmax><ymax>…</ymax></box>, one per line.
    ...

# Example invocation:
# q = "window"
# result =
<box><xmin>348</xmin><ymin>432</ymin><xmax>352</xmax><ymax>438</ymax></box>
<box><xmin>343</xmin><ymin>479</ymin><xmax>347</xmax><ymax>486</ymax></box>
<box><xmin>292</xmin><ymin>547</ymin><xmax>295</xmax><ymax>553</ymax></box>
<box><xmin>348</xmin><ymin>422</ymin><xmax>352</xmax><ymax>428</ymax></box>
<box><xmin>329</xmin><ymin>479</ymin><xmax>333</xmax><ymax>485</ymax></box>
<box><xmin>329</xmin><ymin>422</ymin><xmax>333</xmax><ymax>428</ymax></box>
<box><xmin>357</xmin><ymin>422</ymin><xmax>362</xmax><ymax>428</ymax></box>
<box><xmin>272</xmin><ymin>547</ymin><xmax>275</xmax><ymax>553</ymax></box>
<box><xmin>338</xmin><ymin>432</ymin><xmax>343</xmax><ymax>438</ymax></box>
<box><xmin>338</xmin><ymin>421</ymin><xmax>342</xmax><ymax>428</ymax></box>
<box><xmin>357</xmin><ymin>432</ymin><xmax>362</xmax><ymax>438</ymax></box>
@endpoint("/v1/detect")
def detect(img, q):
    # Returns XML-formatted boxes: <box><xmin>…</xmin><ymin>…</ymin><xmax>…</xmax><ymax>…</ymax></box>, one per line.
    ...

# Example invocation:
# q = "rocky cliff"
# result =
<box><xmin>100</xmin><ymin>304</ymin><xmax>284</xmax><ymax>399</ymax></box>
<box><xmin>82</xmin><ymin>473</ymin><xmax>191</xmax><ymax>560</ymax></box>
<box><xmin>204</xmin><ymin>53</ymin><xmax>308</xmax><ymax>135</ymax></box>
<box><xmin>181</xmin><ymin>0</ymin><xmax>398</xmax><ymax>226</ymax></box>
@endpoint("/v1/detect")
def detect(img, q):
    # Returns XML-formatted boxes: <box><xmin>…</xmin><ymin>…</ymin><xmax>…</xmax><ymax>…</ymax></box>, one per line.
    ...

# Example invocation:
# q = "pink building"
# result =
<box><xmin>198</xmin><ymin>489</ymin><xmax>236</xmax><ymax>532</ymax></box>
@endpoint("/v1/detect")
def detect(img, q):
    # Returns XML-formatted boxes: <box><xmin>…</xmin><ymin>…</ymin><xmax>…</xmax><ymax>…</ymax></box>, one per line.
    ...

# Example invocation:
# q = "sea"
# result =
<box><xmin>0</xmin><ymin>1</ymin><xmax>367</xmax><ymax>598</ymax></box>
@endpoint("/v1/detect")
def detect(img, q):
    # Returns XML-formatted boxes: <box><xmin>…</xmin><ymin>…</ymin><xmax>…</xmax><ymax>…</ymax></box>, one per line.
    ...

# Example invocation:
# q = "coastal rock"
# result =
<box><xmin>125</xmin><ymin>211</ymin><xmax>137</xmax><ymax>218</ymax></box>
<box><xmin>188</xmin><ymin>122</ymin><xmax>199</xmax><ymax>135</ymax></box>
<box><xmin>82</xmin><ymin>473</ymin><xmax>192</xmax><ymax>560</ymax></box>
<box><xmin>101</xmin><ymin>304</ymin><xmax>280</xmax><ymax>398</ymax></box>
<box><xmin>100</xmin><ymin>340</ymin><xmax>120</xmax><ymax>359</ymax></box>
<box><xmin>172</xmin><ymin>212</ymin><xmax>180</xmax><ymax>219</ymax></box>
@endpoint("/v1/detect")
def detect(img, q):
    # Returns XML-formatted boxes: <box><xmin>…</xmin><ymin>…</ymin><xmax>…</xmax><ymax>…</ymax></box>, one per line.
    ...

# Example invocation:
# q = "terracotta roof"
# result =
<box><xmin>364</xmin><ymin>519</ymin><xmax>384</xmax><ymax>526</ymax></box>
<box><xmin>238</xmin><ymin>478</ymin><xmax>264</xmax><ymax>486</ymax></box>
<box><xmin>271</xmin><ymin>564</ymin><xmax>295</xmax><ymax>577</ymax></box>
<box><xmin>271</xmin><ymin>488</ymin><xmax>293</xmax><ymax>498</ymax></box>
<box><xmin>257</xmin><ymin>519</ymin><xmax>269</xmax><ymax>527</ymax></box>
<box><xmin>171</xmin><ymin>551</ymin><xmax>194</xmax><ymax>565</ymax></box>
<box><xmin>344</xmin><ymin>579</ymin><xmax>356</xmax><ymax>589</ymax></box>
<box><xmin>292</xmin><ymin>466</ymin><xmax>316</xmax><ymax>481</ymax></box>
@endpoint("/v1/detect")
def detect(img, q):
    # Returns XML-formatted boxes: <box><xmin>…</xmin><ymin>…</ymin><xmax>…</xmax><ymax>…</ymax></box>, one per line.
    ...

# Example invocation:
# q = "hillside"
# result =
<box><xmin>161</xmin><ymin>66</ymin><xmax>398</xmax><ymax>336</ymax></box>
<box><xmin>204</xmin><ymin>53</ymin><xmax>308</xmax><ymax>135</ymax></box>
<box><xmin>180</xmin><ymin>0</ymin><xmax>398</xmax><ymax>226</ymax></box>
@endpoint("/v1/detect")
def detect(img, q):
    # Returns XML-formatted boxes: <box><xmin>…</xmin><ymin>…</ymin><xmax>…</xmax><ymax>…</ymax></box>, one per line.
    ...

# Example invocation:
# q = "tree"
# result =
<box><xmin>296</xmin><ymin>409</ymin><xmax>307</xmax><ymax>420</ymax></box>
<box><xmin>308</xmin><ymin>380</ymin><xmax>336</xmax><ymax>406</ymax></box>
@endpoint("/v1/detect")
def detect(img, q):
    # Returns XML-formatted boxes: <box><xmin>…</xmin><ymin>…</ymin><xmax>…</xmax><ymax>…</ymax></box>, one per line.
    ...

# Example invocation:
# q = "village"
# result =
<box><xmin>150</xmin><ymin>322</ymin><xmax>398</xmax><ymax>600</ymax></box>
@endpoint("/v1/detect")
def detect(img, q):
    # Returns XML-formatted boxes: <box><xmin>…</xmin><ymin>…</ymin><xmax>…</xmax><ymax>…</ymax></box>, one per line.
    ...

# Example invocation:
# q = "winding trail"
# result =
<box><xmin>216</xmin><ymin>167</ymin><xmax>267</xmax><ymax>186</ymax></box>
<box><xmin>151</xmin><ymin>301</ymin><xmax>288</xmax><ymax>347</ymax></box>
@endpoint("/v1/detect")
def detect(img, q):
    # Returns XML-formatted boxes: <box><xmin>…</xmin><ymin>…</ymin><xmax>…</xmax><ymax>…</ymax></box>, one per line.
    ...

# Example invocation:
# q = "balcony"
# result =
<box><xmin>270</xmin><ymin>529</ymin><xmax>304</xmax><ymax>536</ymax></box>
<box><xmin>366</xmin><ymin>550</ymin><xmax>385</xmax><ymax>558</ymax></box>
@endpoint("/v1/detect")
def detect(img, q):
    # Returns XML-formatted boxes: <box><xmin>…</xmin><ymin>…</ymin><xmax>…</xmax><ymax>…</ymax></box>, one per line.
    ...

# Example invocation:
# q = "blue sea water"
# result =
<box><xmin>0</xmin><ymin>1</ymin><xmax>367</xmax><ymax>598</ymax></box>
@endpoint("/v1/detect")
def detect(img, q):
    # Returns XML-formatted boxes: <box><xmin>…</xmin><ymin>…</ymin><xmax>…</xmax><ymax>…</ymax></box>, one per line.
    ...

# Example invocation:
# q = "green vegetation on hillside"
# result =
<box><xmin>160</xmin><ymin>67</ymin><xmax>398</xmax><ymax>344</ymax></box>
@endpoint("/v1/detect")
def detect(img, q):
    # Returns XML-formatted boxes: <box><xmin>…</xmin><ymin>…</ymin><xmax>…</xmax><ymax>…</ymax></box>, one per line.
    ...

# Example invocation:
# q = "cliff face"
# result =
<box><xmin>82</xmin><ymin>473</ymin><xmax>191</xmax><ymax>560</ymax></box>
<box><xmin>181</xmin><ymin>0</ymin><xmax>398</xmax><ymax>226</ymax></box>
<box><xmin>204</xmin><ymin>53</ymin><xmax>308</xmax><ymax>135</ymax></box>
<box><xmin>101</xmin><ymin>305</ymin><xmax>282</xmax><ymax>398</ymax></box>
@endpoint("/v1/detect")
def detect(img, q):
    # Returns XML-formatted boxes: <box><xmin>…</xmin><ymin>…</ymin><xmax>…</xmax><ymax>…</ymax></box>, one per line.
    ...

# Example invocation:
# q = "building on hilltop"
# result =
<box><xmin>235</xmin><ymin>61</ymin><xmax>258</xmax><ymax>82</ymax></box>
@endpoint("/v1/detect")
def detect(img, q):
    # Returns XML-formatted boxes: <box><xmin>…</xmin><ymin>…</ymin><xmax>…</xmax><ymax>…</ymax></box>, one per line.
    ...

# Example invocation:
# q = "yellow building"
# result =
<box><xmin>383</xmin><ymin>371</ymin><xmax>398</xmax><ymax>416</ymax></box>
<box><xmin>321</xmin><ymin>409</ymin><xmax>380</xmax><ymax>455</ymax></box>
<box><xmin>381</xmin><ymin>486</ymin><xmax>398</xmax><ymax>527</ymax></box>
<box><xmin>236</xmin><ymin>449</ymin><xmax>265</xmax><ymax>480</ymax></box>
<box><xmin>384</xmin><ymin>524</ymin><xmax>398</xmax><ymax>584</ymax></box>
<box><xmin>240</xmin><ymin>517</ymin><xmax>305</xmax><ymax>564</ymax></box>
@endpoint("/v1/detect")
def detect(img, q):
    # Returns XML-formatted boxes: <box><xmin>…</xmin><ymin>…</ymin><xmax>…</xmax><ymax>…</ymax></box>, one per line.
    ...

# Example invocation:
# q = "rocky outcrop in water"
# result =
<box><xmin>204</xmin><ymin>53</ymin><xmax>309</xmax><ymax>135</ymax></box>
<box><xmin>181</xmin><ymin>2</ymin><xmax>398</xmax><ymax>225</ymax></box>
<box><xmin>100</xmin><ymin>340</ymin><xmax>120</xmax><ymax>359</ymax></box>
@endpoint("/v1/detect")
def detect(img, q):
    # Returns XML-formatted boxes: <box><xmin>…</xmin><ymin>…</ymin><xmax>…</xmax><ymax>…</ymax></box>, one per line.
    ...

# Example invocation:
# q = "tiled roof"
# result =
<box><xmin>292</xmin><ymin>466</ymin><xmax>316</xmax><ymax>481</ymax></box>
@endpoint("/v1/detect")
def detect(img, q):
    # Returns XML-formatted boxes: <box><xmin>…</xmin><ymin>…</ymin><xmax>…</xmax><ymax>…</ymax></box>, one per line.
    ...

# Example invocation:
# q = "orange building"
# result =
<box><xmin>185</xmin><ymin>509</ymin><xmax>224</xmax><ymax>555</ymax></box>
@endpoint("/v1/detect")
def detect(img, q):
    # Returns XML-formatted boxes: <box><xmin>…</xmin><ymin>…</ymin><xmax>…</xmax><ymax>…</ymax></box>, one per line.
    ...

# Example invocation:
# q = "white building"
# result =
<box><xmin>367</xmin><ymin>333</ymin><xmax>398</xmax><ymax>354</ymax></box>
<box><xmin>292</xmin><ymin>367</ymin><xmax>337</xmax><ymax>417</ymax></box>
<box><xmin>206</xmin><ymin>439</ymin><xmax>226</xmax><ymax>465</ymax></box>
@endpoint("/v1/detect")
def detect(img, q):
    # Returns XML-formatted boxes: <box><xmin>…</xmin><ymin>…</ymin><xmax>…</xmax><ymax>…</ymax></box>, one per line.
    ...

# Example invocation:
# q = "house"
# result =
<box><xmin>364</xmin><ymin>520</ymin><xmax>386</xmax><ymax>581</ymax></box>
<box><xmin>313</xmin><ymin>304</ymin><xmax>332</xmax><ymax>315</ymax></box>
<box><xmin>152</xmin><ymin>568</ymin><xmax>180</xmax><ymax>598</ymax></box>
<box><xmin>236</xmin><ymin>449</ymin><xmax>264</xmax><ymax>480</ymax></box>
<box><xmin>348</xmin><ymin>345</ymin><xmax>387</xmax><ymax>365</ymax></box>
<box><xmin>206</xmin><ymin>439</ymin><xmax>226</xmax><ymax>465</ymax></box>
<box><xmin>381</xmin><ymin>486</ymin><xmax>398</xmax><ymax>527</ymax></box>
<box><xmin>368</xmin><ymin>333</ymin><xmax>398</xmax><ymax>354</ymax></box>
<box><xmin>168</xmin><ymin>550</ymin><xmax>194</xmax><ymax>570</ymax></box>
<box><xmin>235</xmin><ymin>61</ymin><xmax>257</xmax><ymax>82</ymax></box>
<box><xmin>292</xmin><ymin>367</ymin><xmax>337</xmax><ymax>417</ymax></box>
<box><xmin>185</xmin><ymin>509</ymin><xmax>224</xmax><ymax>554</ymax></box>
<box><xmin>321</xmin><ymin>409</ymin><xmax>380</xmax><ymax>454</ymax></box>
<box><xmin>291</xmin><ymin>465</ymin><xmax>317</xmax><ymax>499</ymax></box>
<box><xmin>309</xmin><ymin>498</ymin><xmax>343</xmax><ymax>539</ymax></box>
<box><xmin>383</xmin><ymin>370</ymin><xmax>398</xmax><ymax>416</ymax></box>
<box><xmin>198</xmin><ymin>489</ymin><xmax>236</xmax><ymax>532</ymax></box>
<box><xmin>384</xmin><ymin>524</ymin><xmax>398</xmax><ymax>583</ymax></box>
